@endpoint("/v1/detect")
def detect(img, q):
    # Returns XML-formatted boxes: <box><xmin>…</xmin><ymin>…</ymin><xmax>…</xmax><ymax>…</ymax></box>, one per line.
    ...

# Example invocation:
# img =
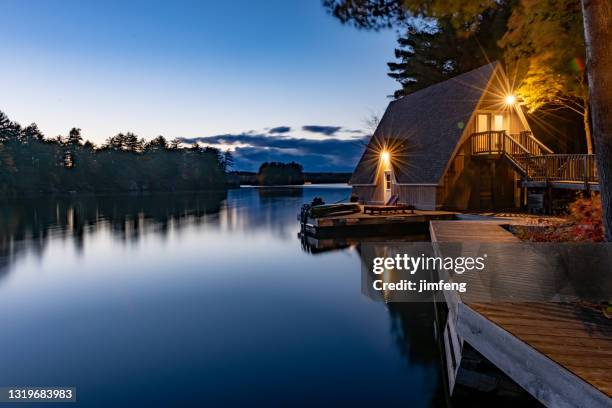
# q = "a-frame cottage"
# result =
<box><xmin>350</xmin><ymin>62</ymin><xmax>555</xmax><ymax>210</ymax></box>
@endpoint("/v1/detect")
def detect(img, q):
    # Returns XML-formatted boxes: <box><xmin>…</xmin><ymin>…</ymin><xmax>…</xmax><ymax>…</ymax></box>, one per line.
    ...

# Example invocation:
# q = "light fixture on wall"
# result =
<box><xmin>504</xmin><ymin>94</ymin><xmax>516</xmax><ymax>105</ymax></box>
<box><xmin>381</xmin><ymin>150</ymin><xmax>390</xmax><ymax>162</ymax></box>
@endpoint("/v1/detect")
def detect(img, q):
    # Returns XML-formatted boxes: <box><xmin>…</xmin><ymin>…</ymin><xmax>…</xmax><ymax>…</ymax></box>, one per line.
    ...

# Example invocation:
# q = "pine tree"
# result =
<box><xmin>67</xmin><ymin>128</ymin><xmax>83</xmax><ymax>145</ymax></box>
<box><xmin>388</xmin><ymin>6</ymin><xmax>510</xmax><ymax>98</ymax></box>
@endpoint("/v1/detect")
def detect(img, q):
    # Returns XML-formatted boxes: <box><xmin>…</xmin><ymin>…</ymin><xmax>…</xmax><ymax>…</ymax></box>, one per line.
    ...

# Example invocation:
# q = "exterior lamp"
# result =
<box><xmin>505</xmin><ymin>94</ymin><xmax>516</xmax><ymax>105</ymax></box>
<box><xmin>381</xmin><ymin>150</ymin><xmax>390</xmax><ymax>162</ymax></box>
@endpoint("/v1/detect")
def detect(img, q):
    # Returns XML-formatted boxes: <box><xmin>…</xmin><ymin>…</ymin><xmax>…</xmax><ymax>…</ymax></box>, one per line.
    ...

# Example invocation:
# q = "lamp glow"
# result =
<box><xmin>505</xmin><ymin>95</ymin><xmax>516</xmax><ymax>105</ymax></box>
<box><xmin>381</xmin><ymin>151</ymin><xmax>390</xmax><ymax>162</ymax></box>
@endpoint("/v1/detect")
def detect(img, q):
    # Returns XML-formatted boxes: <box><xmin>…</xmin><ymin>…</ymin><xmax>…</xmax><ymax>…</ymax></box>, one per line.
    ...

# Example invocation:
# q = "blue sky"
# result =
<box><xmin>0</xmin><ymin>0</ymin><xmax>398</xmax><ymax>171</ymax></box>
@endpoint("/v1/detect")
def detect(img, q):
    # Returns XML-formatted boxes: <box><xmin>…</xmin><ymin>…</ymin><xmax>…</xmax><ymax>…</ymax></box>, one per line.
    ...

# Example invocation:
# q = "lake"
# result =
<box><xmin>0</xmin><ymin>186</ymin><xmax>447</xmax><ymax>407</ymax></box>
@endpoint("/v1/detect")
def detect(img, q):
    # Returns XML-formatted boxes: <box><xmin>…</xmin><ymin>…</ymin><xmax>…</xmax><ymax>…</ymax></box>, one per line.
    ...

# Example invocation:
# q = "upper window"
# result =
<box><xmin>477</xmin><ymin>113</ymin><xmax>505</xmax><ymax>132</ymax></box>
<box><xmin>493</xmin><ymin>114</ymin><xmax>504</xmax><ymax>131</ymax></box>
<box><xmin>477</xmin><ymin>114</ymin><xmax>489</xmax><ymax>132</ymax></box>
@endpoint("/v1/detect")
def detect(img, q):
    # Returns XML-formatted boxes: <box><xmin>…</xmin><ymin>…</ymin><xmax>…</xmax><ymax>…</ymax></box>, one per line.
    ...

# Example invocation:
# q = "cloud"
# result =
<box><xmin>180</xmin><ymin>132</ymin><xmax>369</xmax><ymax>172</ymax></box>
<box><xmin>344</xmin><ymin>129</ymin><xmax>366</xmax><ymax>134</ymax></box>
<box><xmin>268</xmin><ymin>126</ymin><xmax>291</xmax><ymax>134</ymax></box>
<box><xmin>302</xmin><ymin>125</ymin><xmax>342</xmax><ymax>136</ymax></box>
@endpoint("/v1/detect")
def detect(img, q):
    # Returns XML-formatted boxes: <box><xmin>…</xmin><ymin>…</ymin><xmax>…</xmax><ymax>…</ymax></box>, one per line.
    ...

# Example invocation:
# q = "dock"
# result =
<box><xmin>430</xmin><ymin>220</ymin><xmax>611</xmax><ymax>407</ymax></box>
<box><xmin>302</xmin><ymin>206</ymin><xmax>456</xmax><ymax>236</ymax></box>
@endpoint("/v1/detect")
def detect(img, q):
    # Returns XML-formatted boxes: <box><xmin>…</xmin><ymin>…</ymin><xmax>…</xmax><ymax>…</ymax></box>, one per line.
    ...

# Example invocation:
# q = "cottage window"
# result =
<box><xmin>384</xmin><ymin>171</ymin><xmax>392</xmax><ymax>191</ymax></box>
<box><xmin>477</xmin><ymin>114</ymin><xmax>489</xmax><ymax>132</ymax></box>
<box><xmin>493</xmin><ymin>114</ymin><xmax>504</xmax><ymax>131</ymax></box>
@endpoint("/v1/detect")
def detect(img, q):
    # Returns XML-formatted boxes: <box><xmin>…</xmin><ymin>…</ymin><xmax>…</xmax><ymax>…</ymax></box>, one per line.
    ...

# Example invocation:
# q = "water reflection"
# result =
<box><xmin>0</xmin><ymin>186</ymin><xmax>447</xmax><ymax>407</ymax></box>
<box><xmin>0</xmin><ymin>188</ymin><xmax>312</xmax><ymax>279</ymax></box>
<box><xmin>300</xmin><ymin>229</ymin><xmax>446</xmax><ymax>406</ymax></box>
<box><xmin>0</xmin><ymin>191</ymin><xmax>227</xmax><ymax>281</ymax></box>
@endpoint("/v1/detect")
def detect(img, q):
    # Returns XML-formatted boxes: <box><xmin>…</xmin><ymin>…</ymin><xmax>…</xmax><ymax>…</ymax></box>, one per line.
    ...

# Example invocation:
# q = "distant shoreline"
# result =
<box><xmin>0</xmin><ymin>184</ymin><xmax>352</xmax><ymax>202</ymax></box>
<box><xmin>239</xmin><ymin>183</ymin><xmax>350</xmax><ymax>188</ymax></box>
<box><xmin>229</xmin><ymin>171</ymin><xmax>351</xmax><ymax>186</ymax></box>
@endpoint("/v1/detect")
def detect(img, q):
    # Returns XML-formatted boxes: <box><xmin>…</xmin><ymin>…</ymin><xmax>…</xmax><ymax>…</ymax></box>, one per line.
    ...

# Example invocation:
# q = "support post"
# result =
<box><xmin>584</xmin><ymin>156</ymin><xmax>590</xmax><ymax>192</ymax></box>
<box><xmin>546</xmin><ymin>184</ymin><xmax>553</xmax><ymax>215</ymax></box>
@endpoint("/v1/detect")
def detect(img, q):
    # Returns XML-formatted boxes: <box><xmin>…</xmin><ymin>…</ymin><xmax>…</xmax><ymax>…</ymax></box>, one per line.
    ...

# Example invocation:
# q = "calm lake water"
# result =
<box><xmin>0</xmin><ymin>186</ymin><xmax>447</xmax><ymax>407</ymax></box>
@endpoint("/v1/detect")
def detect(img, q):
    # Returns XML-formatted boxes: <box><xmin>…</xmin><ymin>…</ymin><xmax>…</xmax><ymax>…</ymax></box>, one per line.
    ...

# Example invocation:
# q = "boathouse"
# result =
<box><xmin>350</xmin><ymin>62</ymin><xmax>598</xmax><ymax>211</ymax></box>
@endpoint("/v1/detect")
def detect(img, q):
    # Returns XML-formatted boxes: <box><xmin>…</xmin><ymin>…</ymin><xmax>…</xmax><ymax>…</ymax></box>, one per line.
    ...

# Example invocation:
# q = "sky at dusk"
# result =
<box><xmin>0</xmin><ymin>0</ymin><xmax>399</xmax><ymax>171</ymax></box>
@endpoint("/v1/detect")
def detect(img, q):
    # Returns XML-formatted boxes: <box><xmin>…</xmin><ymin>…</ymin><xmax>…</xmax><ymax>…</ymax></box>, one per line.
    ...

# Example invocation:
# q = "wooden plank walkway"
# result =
<box><xmin>430</xmin><ymin>220</ymin><xmax>611</xmax><ymax>407</ymax></box>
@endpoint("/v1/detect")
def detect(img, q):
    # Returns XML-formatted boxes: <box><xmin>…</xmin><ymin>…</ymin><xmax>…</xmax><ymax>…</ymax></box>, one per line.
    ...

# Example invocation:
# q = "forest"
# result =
<box><xmin>0</xmin><ymin>111</ymin><xmax>231</xmax><ymax>197</ymax></box>
<box><xmin>257</xmin><ymin>162</ymin><xmax>305</xmax><ymax>185</ymax></box>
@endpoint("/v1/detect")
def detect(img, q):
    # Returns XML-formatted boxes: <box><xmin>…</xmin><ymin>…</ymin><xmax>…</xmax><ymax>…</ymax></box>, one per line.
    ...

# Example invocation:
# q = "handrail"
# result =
<box><xmin>521</xmin><ymin>154</ymin><xmax>598</xmax><ymax>183</ymax></box>
<box><xmin>526</xmin><ymin>153</ymin><xmax>596</xmax><ymax>158</ymax></box>
<box><xmin>504</xmin><ymin>133</ymin><xmax>532</xmax><ymax>156</ymax></box>
<box><xmin>470</xmin><ymin>131</ymin><xmax>531</xmax><ymax>156</ymax></box>
<box><xmin>468</xmin><ymin>131</ymin><xmax>598</xmax><ymax>186</ymax></box>
<box><xmin>519</xmin><ymin>131</ymin><xmax>554</xmax><ymax>155</ymax></box>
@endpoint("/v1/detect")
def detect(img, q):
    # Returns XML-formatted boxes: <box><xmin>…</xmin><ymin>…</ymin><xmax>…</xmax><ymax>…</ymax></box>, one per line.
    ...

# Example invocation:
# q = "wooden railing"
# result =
<box><xmin>470</xmin><ymin>131</ymin><xmax>533</xmax><ymax>157</ymax></box>
<box><xmin>516</xmin><ymin>131</ymin><xmax>554</xmax><ymax>156</ymax></box>
<box><xmin>468</xmin><ymin>130</ymin><xmax>598</xmax><ymax>187</ymax></box>
<box><xmin>470</xmin><ymin>131</ymin><xmax>552</xmax><ymax>157</ymax></box>
<box><xmin>521</xmin><ymin>154</ymin><xmax>598</xmax><ymax>184</ymax></box>
<box><xmin>470</xmin><ymin>130</ymin><xmax>506</xmax><ymax>155</ymax></box>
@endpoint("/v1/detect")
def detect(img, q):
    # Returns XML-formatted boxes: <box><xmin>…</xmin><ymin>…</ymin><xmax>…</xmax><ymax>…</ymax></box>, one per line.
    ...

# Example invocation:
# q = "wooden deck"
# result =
<box><xmin>469</xmin><ymin>131</ymin><xmax>599</xmax><ymax>190</ymax></box>
<box><xmin>523</xmin><ymin>179</ymin><xmax>600</xmax><ymax>191</ymax></box>
<box><xmin>430</xmin><ymin>220</ymin><xmax>611</xmax><ymax>407</ymax></box>
<box><xmin>305</xmin><ymin>206</ymin><xmax>455</xmax><ymax>234</ymax></box>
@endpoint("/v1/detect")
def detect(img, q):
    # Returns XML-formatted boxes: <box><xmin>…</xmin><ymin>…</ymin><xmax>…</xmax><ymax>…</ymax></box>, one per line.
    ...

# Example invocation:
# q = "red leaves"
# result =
<box><xmin>515</xmin><ymin>195</ymin><xmax>604</xmax><ymax>242</ymax></box>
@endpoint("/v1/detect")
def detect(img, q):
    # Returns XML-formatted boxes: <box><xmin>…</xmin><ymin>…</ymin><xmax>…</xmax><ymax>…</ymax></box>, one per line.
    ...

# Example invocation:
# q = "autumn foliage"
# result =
<box><xmin>513</xmin><ymin>195</ymin><xmax>604</xmax><ymax>242</ymax></box>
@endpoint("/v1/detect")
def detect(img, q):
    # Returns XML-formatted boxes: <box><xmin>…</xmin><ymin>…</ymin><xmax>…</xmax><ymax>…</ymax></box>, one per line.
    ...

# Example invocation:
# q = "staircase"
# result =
<box><xmin>468</xmin><ymin>131</ymin><xmax>598</xmax><ymax>189</ymax></box>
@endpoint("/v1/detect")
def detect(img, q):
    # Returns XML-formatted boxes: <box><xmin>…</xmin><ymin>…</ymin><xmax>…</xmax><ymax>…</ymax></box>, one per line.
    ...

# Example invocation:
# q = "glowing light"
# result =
<box><xmin>505</xmin><ymin>95</ymin><xmax>516</xmax><ymax>105</ymax></box>
<box><xmin>381</xmin><ymin>150</ymin><xmax>390</xmax><ymax>162</ymax></box>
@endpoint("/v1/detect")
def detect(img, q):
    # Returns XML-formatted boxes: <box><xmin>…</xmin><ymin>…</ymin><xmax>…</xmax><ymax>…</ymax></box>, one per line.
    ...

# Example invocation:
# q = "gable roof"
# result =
<box><xmin>350</xmin><ymin>62</ymin><xmax>500</xmax><ymax>185</ymax></box>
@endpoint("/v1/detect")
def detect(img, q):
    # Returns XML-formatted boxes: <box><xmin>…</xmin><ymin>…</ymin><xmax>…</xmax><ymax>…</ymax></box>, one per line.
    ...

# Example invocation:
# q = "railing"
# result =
<box><xmin>470</xmin><ymin>131</ymin><xmax>552</xmax><ymax>157</ymax></box>
<box><xmin>470</xmin><ymin>131</ymin><xmax>532</xmax><ymax>157</ymax></box>
<box><xmin>516</xmin><ymin>131</ymin><xmax>554</xmax><ymax>156</ymax></box>
<box><xmin>470</xmin><ymin>131</ymin><xmax>507</xmax><ymax>155</ymax></box>
<box><xmin>521</xmin><ymin>154</ymin><xmax>598</xmax><ymax>184</ymax></box>
<box><xmin>468</xmin><ymin>130</ymin><xmax>599</xmax><ymax>187</ymax></box>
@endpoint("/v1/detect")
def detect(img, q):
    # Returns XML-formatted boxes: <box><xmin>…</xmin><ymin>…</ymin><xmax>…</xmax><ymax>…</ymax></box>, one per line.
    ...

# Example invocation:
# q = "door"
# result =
<box><xmin>492</xmin><ymin>114</ymin><xmax>505</xmax><ymax>131</ymax></box>
<box><xmin>383</xmin><ymin>170</ymin><xmax>392</xmax><ymax>203</ymax></box>
<box><xmin>477</xmin><ymin>113</ymin><xmax>505</xmax><ymax>132</ymax></box>
<box><xmin>492</xmin><ymin>114</ymin><xmax>505</xmax><ymax>150</ymax></box>
<box><xmin>477</xmin><ymin>114</ymin><xmax>489</xmax><ymax>133</ymax></box>
<box><xmin>476</xmin><ymin>113</ymin><xmax>505</xmax><ymax>151</ymax></box>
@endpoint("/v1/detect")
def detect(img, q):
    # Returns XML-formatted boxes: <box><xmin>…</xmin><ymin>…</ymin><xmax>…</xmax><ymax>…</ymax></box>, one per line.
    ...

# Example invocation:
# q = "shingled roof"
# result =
<box><xmin>350</xmin><ymin>62</ymin><xmax>499</xmax><ymax>185</ymax></box>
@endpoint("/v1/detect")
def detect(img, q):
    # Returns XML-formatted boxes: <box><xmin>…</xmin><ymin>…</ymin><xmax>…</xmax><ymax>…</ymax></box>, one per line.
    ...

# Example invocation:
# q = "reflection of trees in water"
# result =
<box><xmin>359</xmin><ymin>241</ymin><xmax>446</xmax><ymax>405</ymax></box>
<box><xmin>357</xmin><ymin>241</ymin><xmax>442</xmax><ymax>365</ymax></box>
<box><xmin>387</xmin><ymin>302</ymin><xmax>440</xmax><ymax>364</ymax></box>
<box><xmin>0</xmin><ymin>191</ymin><xmax>227</xmax><ymax>280</ymax></box>
<box><xmin>0</xmin><ymin>187</ymin><xmax>347</xmax><ymax>281</ymax></box>
<box><xmin>222</xmin><ymin>187</ymin><xmax>310</xmax><ymax>240</ymax></box>
<box><xmin>299</xmin><ymin>235</ymin><xmax>445</xmax><ymax>404</ymax></box>
<box><xmin>257</xmin><ymin>187</ymin><xmax>304</xmax><ymax>200</ymax></box>
<box><xmin>300</xmin><ymin>236</ymin><xmax>447</xmax><ymax>406</ymax></box>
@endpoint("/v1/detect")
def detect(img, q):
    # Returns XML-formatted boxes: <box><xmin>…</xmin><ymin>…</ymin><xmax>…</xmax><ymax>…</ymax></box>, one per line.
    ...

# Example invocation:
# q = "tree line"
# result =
<box><xmin>230</xmin><ymin>169</ymin><xmax>349</xmax><ymax>185</ymax></box>
<box><xmin>0</xmin><ymin>111</ymin><xmax>233</xmax><ymax>197</ymax></box>
<box><xmin>257</xmin><ymin>162</ymin><xmax>304</xmax><ymax>185</ymax></box>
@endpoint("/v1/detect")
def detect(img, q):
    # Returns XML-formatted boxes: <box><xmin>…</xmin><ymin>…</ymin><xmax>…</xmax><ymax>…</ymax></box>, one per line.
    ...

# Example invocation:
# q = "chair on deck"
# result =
<box><xmin>363</xmin><ymin>195</ymin><xmax>416</xmax><ymax>215</ymax></box>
